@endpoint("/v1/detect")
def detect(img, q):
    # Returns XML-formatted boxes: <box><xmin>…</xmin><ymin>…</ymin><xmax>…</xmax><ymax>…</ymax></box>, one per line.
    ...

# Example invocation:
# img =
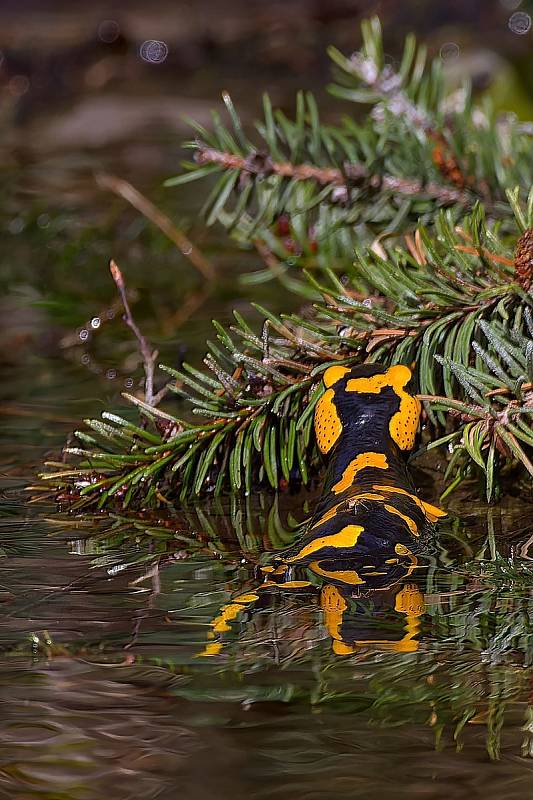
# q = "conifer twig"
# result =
<box><xmin>35</xmin><ymin>16</ymin><xmax>533</xmax><ymax>508</ymax></box>
<box><xmin>195</xmin><ymin>145</ymin><xmax>471</xmax><ymax>206</ymax></box>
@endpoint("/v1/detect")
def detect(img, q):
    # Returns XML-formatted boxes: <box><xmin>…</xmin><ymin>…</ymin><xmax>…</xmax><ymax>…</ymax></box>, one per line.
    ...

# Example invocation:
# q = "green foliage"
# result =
<box><xmin>166</xmin><ymin>16</ymin><xmax>532</xmax><ymax>291</ymax></box>
<box><xmin>39</xmin><ymin>196</ymin><xmax>533</xmax><ymax>508</ymax></box>
<box><xmin>36</xmin><ymin>17</ymin><xmax>533</xmax><ymax>510</ymax></box>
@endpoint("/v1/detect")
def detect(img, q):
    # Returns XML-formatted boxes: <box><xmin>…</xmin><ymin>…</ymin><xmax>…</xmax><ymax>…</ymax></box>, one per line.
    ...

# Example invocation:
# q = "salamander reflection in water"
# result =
<box><xmin>202</xmin><ymin>555</ymin><xmax>426</xmax><ymax>657</ymax></box>
<box><xmin>199</xmin><ymin>364</ymin><xmax>445</xmax><ymax>657</ymax></box>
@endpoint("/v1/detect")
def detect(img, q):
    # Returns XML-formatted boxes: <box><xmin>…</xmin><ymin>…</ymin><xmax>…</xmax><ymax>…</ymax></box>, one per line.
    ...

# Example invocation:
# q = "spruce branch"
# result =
<box><xmin>39</xmin><ymin>198</ymin><xmax>533</xmax><ymax>509</ymax></box>
<box><xmin>164</xmin><ymin>16</ymin><xmax>532</xmax><ymax>290</ymax></box>
<box><xmin>35</xmin><ymin>17</ymin><xmax>533</xmax><ymax>511</ymax></box>
<box><xmin>194</xmin><ymin>144</ymin><xmax>471</xmax><ymax>206</ymax></box>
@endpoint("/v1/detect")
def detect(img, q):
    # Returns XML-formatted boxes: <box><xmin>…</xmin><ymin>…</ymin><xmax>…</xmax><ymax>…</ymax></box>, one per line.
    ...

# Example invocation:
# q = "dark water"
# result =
<box><xmin>3</xmin><ymin>403</ymin><xmax>533</xmax><ymax>799</ymax></box>
<box><xmin>2</xmin><ymin>4</ymin><xmax>533</xmax><ymax>798</ymax></box>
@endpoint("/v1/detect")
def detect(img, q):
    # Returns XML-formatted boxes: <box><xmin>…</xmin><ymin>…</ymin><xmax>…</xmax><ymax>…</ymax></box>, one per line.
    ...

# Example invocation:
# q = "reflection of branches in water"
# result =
<box><xmin>9</xmin><ymin>497</ymin><xmax>533</xmax><ymax>761</ymax></box>
<box><xmin>0</xmin><ymin>495</ymin><xmax>306</xmax><ymax>656</ymax></box>
<box><xmin>126</xmin><ymin>557</ymin><xmax>162</xmax><ymax>651</ymax></box>
<box><xmin>192</xmin><ymin>508</ymin><xmax>533</xmax><ymax>759</ymax></box>
<box><xmin>0</xmin><ymin>657</ymin><xmax>200</xmax><ymax>800</ymax></box>
<box><xmin>60</xmin><ymin>492</ymin><xmax>309</xmax><ymax>558</ymax></box>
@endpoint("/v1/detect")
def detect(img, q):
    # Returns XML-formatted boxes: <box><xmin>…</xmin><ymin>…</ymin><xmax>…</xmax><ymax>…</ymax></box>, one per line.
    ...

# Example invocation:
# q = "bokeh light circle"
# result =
<box><xmin>508</xmin><ymin>11</ymin><xmax>532</xmax><ymax>34</ymax></box>
<box><xmin>139</xmin><ymin>40</ymin><xmax>169</xmax><ymax>64</ymax></box>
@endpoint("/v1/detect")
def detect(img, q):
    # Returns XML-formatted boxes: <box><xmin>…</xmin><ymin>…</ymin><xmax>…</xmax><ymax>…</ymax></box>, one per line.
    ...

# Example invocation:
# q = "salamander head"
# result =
<box><xmin>314</xmin><ymin>363</ymin><xmax>421</xmax><ymax>455</ymax></box>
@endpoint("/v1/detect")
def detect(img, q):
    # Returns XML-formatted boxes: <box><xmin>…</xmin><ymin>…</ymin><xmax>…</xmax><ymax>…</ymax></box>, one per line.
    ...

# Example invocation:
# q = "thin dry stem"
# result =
<box><xmin>109</xmin><ymin>259</ymin><xmax>162</xmax><ymax>407</ymax></box>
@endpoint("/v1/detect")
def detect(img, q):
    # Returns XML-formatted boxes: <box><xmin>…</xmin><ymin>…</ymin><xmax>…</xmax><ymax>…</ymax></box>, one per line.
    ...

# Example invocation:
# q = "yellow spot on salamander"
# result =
<box><xmin>348</xmin><ymin>492</ymin><xmax>386</xmax><ymax>505</ymax></box>
<box><xmin>390</xmin><ymin>394</ymin><xmax>421</xmax><ymax>450</ymax></box>
<box><xmin>393</xmin><ymin>544</ymin><xmax>420</xmax><ymax>576</ymax></box>
<box><xmin>374</xmin><ymin>485</ymin><xmax>446</xmax><ymax>523</ymax></box>
<box><xmin>320</xmin><ymin>584</ymin><xmax>348</xmax><ymax>643</ymax></box>
<box><xmin>345</xmin><ymin>364</ymin><xmax>413</xmax><ymax>397</ymax></box>
<box><xmin>386</xmin><ymin>365</ymin><xmax>421</xmax><ymax>451</ymax></box>
<box><xmin>323</xmin><ymin>365</ymin><xmax>350</xmax><ymax>388</ymax></box>
<box><xmin>345</xmin><ymin>368</ymin><xmax>394</xmax><ymax>395</ymax></box>
<box><xmin>394</xmin><ymin>543</ymin><xmax>414</xmax><ymax>557</ymax></box>
<box><xmin>311</xmin><ymin>496</ymin><xmax>383</xmax><ymax>532</ymax></box>
<box><xmin>309</xmin><ymin>561</ymin><xmax>365</xmax><ymax>586</ymax></box>
<box><xmin>383</xmin><ymin>503</ymin><xmax>419</xmax><ymax>536</ymax></box>
<box><xmin>332</xmin><ymin>452</ymin><xmax>389</xmax><ymax>494</ymax></box>
<box><xmin>233</xmin><ymin>593</ymin><xmax>259</xmax><ymax>604</ymax></box>
<box><xmin>315</xmin><ymin>388</ymin><xmax>343</xmax><ymax>454</ymax></box>
<box><xmin>420</xmin><ymin>500</ymin><xmax>447</xmax><ymax>522</ymax></box>
<box><xmin>284</xmin><ymin>524</ymin><xmax>364</xmax><ymax>563</ymax></box>
<box><xmin>345</xmin><ymin>364</ymin><xmax>421</xmax><ymax>451</ymax></box>
<box><xmin>394</xmin><ymin>584</ymin><xmax>425</xmax><ymax>617</ymax></box>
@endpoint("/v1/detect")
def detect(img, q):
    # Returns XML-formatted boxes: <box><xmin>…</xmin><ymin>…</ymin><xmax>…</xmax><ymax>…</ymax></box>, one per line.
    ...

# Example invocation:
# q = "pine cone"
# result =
<box><xmin>514</xmin><ymin>228</ymin><xmax>533</xmax><ymax>291</ymax></box>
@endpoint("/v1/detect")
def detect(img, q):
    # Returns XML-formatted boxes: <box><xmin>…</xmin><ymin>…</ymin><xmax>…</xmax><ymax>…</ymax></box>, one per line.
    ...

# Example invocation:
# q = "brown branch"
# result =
<box><xmin>97</xmin><ymin>173</ymin><xmax>215</xmax><ymax>281</ymax></box>
<box><xmin>109</xmin><ymin>259</ymin><xmax>165</xmax><ymax>407</ymax></box>
<box><xmin>485</xmin><ymin>382</ymin><xmax>533</xmax><ymax>398</ymax></box>
<box><xmin>161</xmin><ymin>285</ymin><xmax>212</xmax><ymax>336</ymax></box>
<box><xmin>196</xmin><ymin>146</ymin><xmax>472</xmax><ymax>206</ymax></box>
<box><xmin>455</xmin><ymin>244</ymin><xmax>514</xmax><ymax>267</ymax></box>
<box><xmin>515</xmin><ymin>228</ymin><xmax>533</xmax><ymax>291</ymax></box>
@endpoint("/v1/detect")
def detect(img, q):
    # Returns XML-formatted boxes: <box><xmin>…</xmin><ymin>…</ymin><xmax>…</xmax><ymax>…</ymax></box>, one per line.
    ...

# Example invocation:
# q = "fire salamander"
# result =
<box><xmin>199</xmin><ymin>363</ymin><xmax>446</xmax><ymax>657</ymax></box>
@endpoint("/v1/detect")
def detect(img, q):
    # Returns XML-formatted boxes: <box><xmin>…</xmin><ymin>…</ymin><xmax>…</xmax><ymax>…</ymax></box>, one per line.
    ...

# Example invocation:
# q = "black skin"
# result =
<box><xmin>278</xmin><ymin>364</ymin><xmax>431</xmax><ymax>573</ymax></box>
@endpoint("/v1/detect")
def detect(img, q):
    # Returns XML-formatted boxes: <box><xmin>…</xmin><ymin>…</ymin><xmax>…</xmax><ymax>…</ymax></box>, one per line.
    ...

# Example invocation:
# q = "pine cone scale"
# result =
<box><xmin>515</xmin><ymin>228</ymin><xmax>533</xmax><ymax>291</ymax></box>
